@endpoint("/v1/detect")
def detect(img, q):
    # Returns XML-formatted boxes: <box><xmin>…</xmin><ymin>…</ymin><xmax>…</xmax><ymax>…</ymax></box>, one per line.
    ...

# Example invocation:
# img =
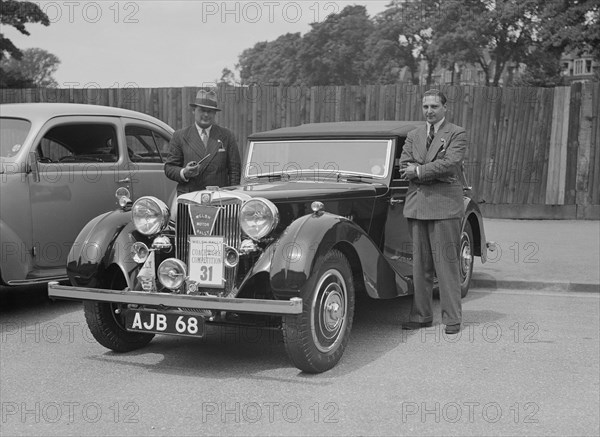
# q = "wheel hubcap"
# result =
<box><xmin>312</xmin><ymin>269</ymin><xmax>347</xmax><ymax>353</ymax></box>
<box><xmin>460</xmin><ymin>233</ymin><xmax>472</xmax><ymax>280</ymax></box>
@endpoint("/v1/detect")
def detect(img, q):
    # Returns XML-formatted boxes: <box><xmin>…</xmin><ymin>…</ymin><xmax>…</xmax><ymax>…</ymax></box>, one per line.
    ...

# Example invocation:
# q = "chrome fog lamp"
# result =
<box><xmin>131</xmin><ymin>242</ymin><xmax>149</xmax><ymax>263</ymax></box>
<box><xmin>157</xmin><ymin>258</ymin><xmax>187</xmax><ymax>290</ymax></box>
<box><xmin>132</xmin><ymin>196</ymin><xmax>169</xmax><ymax>236</ymax></box>
<box><xmin>152</xmin><ymin>235</ymin><xmax>172</xmax><ymax>252</ymax></box>
<box><xmin>239</xmin><ymin>198</ymin><xmax>279</xmax><ymax>240</ymax></box>
<box><xmin>224</xmin><ymin>246</ymin><xmax>239</xmax><ymax>268</ymax></box>
<box><xmin>115</xmin><ymin>187</ymin><xmax>132</xmax><ymax>209</ymax></box>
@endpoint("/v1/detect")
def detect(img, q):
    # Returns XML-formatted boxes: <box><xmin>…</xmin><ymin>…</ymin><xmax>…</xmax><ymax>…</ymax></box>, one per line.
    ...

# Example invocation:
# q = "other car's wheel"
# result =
<box><xmin>459</xmin><ymin>220</ymin><xmax>474</xmax><ymax>298</ymax></box>
<box><xmin>282</xmin><ymin>249</ymin><xmax>355</xmax><ymax>373</ymax></box>
<box><xmin>83</xmin><ymin>272</ymin><xmax>154</xmax><ymax>352</ymax></box>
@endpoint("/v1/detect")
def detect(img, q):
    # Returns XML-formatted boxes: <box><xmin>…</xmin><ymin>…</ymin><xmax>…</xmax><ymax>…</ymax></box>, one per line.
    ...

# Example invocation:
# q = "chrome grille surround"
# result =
<box><xmin>175</xmin><ymin>190</ymin><xmax>252</xmax><ymax>294</ymax></box>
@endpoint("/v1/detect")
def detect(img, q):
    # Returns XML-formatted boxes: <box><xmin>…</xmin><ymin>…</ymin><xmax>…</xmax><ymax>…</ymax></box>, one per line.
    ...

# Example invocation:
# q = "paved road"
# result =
<box><xmin>1</xmin><ymin>286</ymin><xmax>598</xmax><ymax>436</ymax></box>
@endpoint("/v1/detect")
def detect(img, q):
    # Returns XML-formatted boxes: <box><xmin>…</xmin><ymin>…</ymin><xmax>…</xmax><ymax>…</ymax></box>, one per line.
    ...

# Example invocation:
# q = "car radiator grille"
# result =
<box><xmin>176</xmin><ymin>201</ymin><xmax>242</xmax><ymax>293</ymax></box>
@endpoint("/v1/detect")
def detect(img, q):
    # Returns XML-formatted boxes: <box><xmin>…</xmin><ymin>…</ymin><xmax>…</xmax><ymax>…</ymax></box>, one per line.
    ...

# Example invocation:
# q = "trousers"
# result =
<box><xmin>408</xmin><ymin>218</ymin><xmax>462</xmax><ymax>325</ymax></box>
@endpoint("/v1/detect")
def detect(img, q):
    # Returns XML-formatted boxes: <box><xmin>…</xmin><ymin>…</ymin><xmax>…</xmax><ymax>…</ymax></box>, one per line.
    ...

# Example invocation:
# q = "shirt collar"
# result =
<box><xmin>195</xmin><ymin>124</ymin><xmax>212</xmax><ymax>137</ymax></box>
<box><xmin>427</xmin><ymin>118</ymin><xmax>445</xmax><ymax>133</ymax></box>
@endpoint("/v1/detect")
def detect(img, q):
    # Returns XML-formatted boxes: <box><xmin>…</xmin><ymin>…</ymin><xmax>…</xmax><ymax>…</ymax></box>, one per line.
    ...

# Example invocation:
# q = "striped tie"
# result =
<box><xmin>426</xmin><ymin>124</ymin><xmax>434</xmax><ymax>150</ymax></box>
<box><xmin>201</xmin><ymin>129</ymin><xmax>208</xmax><ymax>145</ymax></box>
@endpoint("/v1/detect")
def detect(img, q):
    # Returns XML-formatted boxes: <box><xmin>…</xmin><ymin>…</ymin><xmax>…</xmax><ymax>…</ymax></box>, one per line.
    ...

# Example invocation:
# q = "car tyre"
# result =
<box><xmin>459</xmin><ymin>221</ymin><xmax>474</xmax><ymax>298</ymax></box>
<box><xmin>83</xmin><ymin>272</ymin><xmax>154</xmax><ymax>352</ymax></box>
<box><xmin>282</xmin><ymin>249</ymin><xmax>355</xmax><ymax>373</ymax></box>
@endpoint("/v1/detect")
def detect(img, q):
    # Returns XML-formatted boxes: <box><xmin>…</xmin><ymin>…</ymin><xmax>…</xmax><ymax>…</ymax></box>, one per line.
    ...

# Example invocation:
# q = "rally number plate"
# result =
<box><xmin>125</xmin><ymin>310</ymin><xmax>204</xmax><ymax>337</ymax></box>
<box><xmin>188</xmin><ymin>236</ymin><xmax>225</xmax><ymax>288</ymax></box>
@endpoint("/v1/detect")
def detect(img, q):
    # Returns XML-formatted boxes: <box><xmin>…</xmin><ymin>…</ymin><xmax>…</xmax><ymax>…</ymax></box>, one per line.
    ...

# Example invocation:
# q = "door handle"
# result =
<box><xmin>118</xmin><ymin>177</ymin><xmax>131</xmax><ymax>183</ymax></box>
<box><xmin>390</xmin><ymin>198</ymin><xmax>404</xmax><ymax>205</ymax></box>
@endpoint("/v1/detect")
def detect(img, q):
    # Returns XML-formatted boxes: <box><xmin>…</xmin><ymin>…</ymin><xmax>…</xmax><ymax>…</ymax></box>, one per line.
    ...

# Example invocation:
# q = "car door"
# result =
<box><xmin>383</xmin><ymin>137</ymin><xmax>413</xmax><ymax>278</ymax></box>
<box><xmin>121</xmin><ymin>118</ymin><xmax>175</xmax><ymax>203</ymax></box>
<box><xmin>29</xmin><ymin>116</ymin><xmax>129</xmax><ymax>272</ymax></box>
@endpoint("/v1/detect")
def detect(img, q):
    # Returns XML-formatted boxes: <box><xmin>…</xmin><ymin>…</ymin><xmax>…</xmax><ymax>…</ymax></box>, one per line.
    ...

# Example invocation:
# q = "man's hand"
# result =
<box><xmin>401</xmin><ymin>163</ymin><xmax>418</xmax><ymax>180</ymax></box>
<box><xmin>183</xmin><ymin>161</ymin><xmax>200</xmax><ymax>178</ymax></box>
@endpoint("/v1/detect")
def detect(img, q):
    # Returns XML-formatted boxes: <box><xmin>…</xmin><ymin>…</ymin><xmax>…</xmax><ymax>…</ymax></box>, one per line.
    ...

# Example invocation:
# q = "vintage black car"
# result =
<box><xmin>49</xmin><ymin>121</ymin><xmax>491</xmax><ymax>373</ymax></box>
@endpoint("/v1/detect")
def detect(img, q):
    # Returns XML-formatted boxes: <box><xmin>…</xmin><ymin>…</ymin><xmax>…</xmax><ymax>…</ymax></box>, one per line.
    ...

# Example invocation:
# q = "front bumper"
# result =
<box><xmin>48</xmin><ymin>282</ymin><xmax>302</xmax><ymax>315</ymax></box>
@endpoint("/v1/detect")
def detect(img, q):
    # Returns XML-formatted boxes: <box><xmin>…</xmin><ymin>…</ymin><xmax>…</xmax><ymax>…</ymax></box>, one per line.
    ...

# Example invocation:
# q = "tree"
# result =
<box><xmin>0</xmin><ymin>0</ymin><xmax>49</xmax><ymax>61</ymax></box>
<box><xmin>370</xmin><ymin>0</ymin><xmax>444</xmax><ymax>86</ymax></box>
<box><xmin>1</xmin><ymin>47</ymin><xmax>60</xmax><ymax>87</ymax></box>
<box><xmin>217</xmin><ymin>67</ymin><xmax>236</xmax><ymax>86</ymax></box>
<box><xmin>432</xmin><ymin>0</ymin><xmax>537</xmax><ymax>86</ymax></box>
<box><xmin>297</xmin><ymin>5</ymin><xmax>374</xmax><ymax>85</ymax></box>
<box><xmin>237</xmin><ymin>32</ymin><xmax>303</xmax><ymax>86</ymax></box>
<box><xmin>533</xmin><ymin>0</ymin><xmax>600</xmax><ymax>60</ymax></box>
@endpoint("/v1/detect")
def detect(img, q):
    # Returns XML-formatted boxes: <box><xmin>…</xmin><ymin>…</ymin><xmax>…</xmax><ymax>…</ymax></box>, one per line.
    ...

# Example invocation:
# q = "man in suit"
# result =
<box><xmin>164</xmin><ymin>89</ymin><xmax>241</xmax><ymax>195</ymax></box>
<box><xmin>400</xmin><ymin>89</ymin><xmax>467</xmax><ymax>335</ymax></box>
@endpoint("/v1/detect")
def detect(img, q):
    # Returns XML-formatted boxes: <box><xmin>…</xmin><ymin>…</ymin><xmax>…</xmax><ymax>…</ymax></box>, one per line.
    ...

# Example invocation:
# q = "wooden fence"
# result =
<box><xmin>1</xmin><ymin>83</ymin><xmax>598</xmax><ymax>219</ymax></box>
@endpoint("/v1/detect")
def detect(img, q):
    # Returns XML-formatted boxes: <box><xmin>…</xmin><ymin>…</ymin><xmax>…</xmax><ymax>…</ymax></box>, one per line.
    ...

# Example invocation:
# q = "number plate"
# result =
<box><xmin>125</xmin><ymin>310</ymin><xmax>204</xmax><ymax>337</ymax></box>
<box><xmin>188</xmin><ymin>236</ymin><xmax>225</xmax><ymax>288</ymax></box>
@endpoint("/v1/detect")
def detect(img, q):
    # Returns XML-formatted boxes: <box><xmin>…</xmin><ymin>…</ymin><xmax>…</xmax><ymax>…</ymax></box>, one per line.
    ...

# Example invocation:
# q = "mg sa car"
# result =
<box><xmin>49</xmin><ymin>121</ymin><xmax>491</xmax><ymax>373</ymax></box>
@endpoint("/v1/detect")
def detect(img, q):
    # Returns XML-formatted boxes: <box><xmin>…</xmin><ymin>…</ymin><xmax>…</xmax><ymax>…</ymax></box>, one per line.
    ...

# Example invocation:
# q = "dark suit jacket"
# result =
<box><xmin>399</xmin><ymin>121</ymin><xmax>467</xmax><ymax>220</ymax></box>
<box><xmin>164</xmin><ymin>123</ymin><xmax>241</xmax><ymax>194</ymax></box>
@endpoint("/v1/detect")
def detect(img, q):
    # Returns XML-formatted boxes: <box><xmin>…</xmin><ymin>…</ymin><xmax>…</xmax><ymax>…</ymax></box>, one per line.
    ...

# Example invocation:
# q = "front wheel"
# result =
<box><xmin>282</xmin><ymin>249</ymin><xmax>355</xmax><ymax>373</ymax></box>
<box><xmin>83</xmin><ymin>271</ymin><xmax>154</xmax><ymax>352</ymax></box>
<box><xmin>459</xmin><ymin>221</ymin><xmax>474</xmax><ymax>298</ymax></box>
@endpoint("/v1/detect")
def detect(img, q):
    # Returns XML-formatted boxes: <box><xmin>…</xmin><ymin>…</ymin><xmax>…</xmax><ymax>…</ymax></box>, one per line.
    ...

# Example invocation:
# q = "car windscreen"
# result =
<box><xmin>245</xmin><ymin>139</ymin><xmax>392</xmax><ymax>179</ymax></box>
<box><xmin>0</xmin><ymin>118</ymin><xmax>31</xmax><ymax>158</ymax></box>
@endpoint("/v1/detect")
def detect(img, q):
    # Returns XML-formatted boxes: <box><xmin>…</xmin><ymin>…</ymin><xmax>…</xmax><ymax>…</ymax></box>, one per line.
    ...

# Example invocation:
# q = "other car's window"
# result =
<box><xmin>125</xmin><ymin>125</ymin><xmax>166</xmax><ymax>163</ymax></box>
<box><xmin>246</xmin><ymin>139</ymin><xmax>392</xmax><ymax>179</ymax></box>
<box><xmin>0</xmin><ymin>118</ymin><xmax>31</xmax><ymax>158</ymax></box>
<box><xmin>37</xmin><ymin>123</ymin><xmax>118</xmax><ymax>163</ymax></box>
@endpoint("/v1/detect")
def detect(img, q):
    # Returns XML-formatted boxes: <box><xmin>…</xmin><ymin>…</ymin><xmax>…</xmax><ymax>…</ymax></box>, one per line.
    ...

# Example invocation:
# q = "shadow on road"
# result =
<box><xmin>0</xmin><ymin>284</ymin><xmax>81</xmax><ymax>322</ymax></box>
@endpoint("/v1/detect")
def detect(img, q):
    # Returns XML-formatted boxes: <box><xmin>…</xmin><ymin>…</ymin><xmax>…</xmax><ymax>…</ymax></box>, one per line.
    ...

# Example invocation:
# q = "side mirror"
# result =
<box><xmin>28</xmin><ymin>151</ymin><xmax>40</xmax><ymax>182</ymax></box>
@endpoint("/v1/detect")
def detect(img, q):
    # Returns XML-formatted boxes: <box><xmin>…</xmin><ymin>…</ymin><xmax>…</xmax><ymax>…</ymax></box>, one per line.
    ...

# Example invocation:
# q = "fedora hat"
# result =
<box><xmin>190</xmin><ymin>89</ymin><xmax>221</xmax><ymax>111</ymax></box>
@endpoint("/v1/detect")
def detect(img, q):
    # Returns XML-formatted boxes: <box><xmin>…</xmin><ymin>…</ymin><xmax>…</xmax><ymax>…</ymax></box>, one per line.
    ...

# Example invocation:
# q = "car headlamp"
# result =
<box><xmin>239</xmin><ymin>198</ymin><xmax>279</xmax><ymax>240</ymax></box>
<box><xmin>132</xmin><ymin>196</ymin><xmax>169</xmax><ymax>236</ymax></box>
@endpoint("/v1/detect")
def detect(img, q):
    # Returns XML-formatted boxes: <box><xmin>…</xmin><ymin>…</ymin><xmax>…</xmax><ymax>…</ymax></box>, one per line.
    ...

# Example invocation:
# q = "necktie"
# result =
<box><xmin>201</xmin><ymin>129</ymin><xmax>208</xmax><ymax>145</ymax></box>
<box><xmin>426</xmin><ymin>124</ymin><xmax>434</xmax><ymax>150</ymax></box>
<box><xmin>427</xmin><ymin>125</ymin><xmax>435</xmax><ymax>150</ymax></box>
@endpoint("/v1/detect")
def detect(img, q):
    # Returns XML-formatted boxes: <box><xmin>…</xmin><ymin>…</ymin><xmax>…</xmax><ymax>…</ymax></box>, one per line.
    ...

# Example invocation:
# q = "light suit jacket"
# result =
<box><xmin>399</xmin><ymin>121</ymin><xmax>467</xmax><ymax>220</ymax></box>
<box><xmin>164</xmin><ymin>124</ymin><xmax>241</xmax><ymax>195</ymax></box>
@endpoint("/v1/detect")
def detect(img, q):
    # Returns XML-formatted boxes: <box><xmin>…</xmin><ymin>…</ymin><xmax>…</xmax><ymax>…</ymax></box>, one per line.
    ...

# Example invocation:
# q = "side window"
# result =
<box><xmin>37</xmin><ymin>123</ymin><xmax>118</xmax><ymax>163</ymax></box>
<box><xmin>392</xmin><ymin>136</ymin><xmax>408</xmax><ymax>185</ymax></box>
<box><xmin>125</xmin><ymin>125</ymin><xmax>163</xmax><ymax>163</ymax></box>
<box><xmin>153</xmin><ymin>131</ymin><xmax>171</xmax><ymax>161</ymax></box>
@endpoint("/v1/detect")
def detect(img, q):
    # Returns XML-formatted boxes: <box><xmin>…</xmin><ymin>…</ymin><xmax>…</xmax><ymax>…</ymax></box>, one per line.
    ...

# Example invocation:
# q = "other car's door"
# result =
<box><xmin>121</xmin><ymin>118</ymin><xmax>175</xmax><ymax>202</ymax></box>
<box><xmin>383</xmin><ymin>138</ymin><xmax>413</xmax><ymax>278</ymax></box>
<box><xmin>29</xmin><ymin>116</ymin><xmax>129</xmax><ymax>272</ymax></box>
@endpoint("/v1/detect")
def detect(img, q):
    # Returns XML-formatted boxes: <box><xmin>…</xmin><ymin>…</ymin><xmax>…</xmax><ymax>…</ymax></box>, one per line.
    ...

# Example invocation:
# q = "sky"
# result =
<box><xmin>4</xmin><ymin>1</ymin><xmax>390</xmax><ymax>88</ymax></box>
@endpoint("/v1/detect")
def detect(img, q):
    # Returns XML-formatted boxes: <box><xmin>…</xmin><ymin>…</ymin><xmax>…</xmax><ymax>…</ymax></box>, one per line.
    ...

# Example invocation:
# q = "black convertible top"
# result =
<box><xmin>248</xmin><ymin>121</ymin><xmax>421</xmax><ymax>140</ymax></box>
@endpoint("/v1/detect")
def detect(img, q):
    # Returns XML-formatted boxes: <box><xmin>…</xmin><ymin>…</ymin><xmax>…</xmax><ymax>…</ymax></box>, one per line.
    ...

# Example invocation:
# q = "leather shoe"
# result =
<box><xmin>402</xmin><ymin>321</ymin><xmax>433</xmax><ymax>330</ymax></box>
<box><xmin>445</xmin><ymin>324</ymin><xmax>461</xmax><ymax>334</ymax></box>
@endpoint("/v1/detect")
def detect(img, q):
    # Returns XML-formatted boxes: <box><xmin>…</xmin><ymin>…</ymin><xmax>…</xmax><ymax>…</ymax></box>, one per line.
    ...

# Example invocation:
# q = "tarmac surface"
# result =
<box><xmin>473</xmin><ymin>219</ymin><xmax>600</xmax><ymax>293</ymax></box>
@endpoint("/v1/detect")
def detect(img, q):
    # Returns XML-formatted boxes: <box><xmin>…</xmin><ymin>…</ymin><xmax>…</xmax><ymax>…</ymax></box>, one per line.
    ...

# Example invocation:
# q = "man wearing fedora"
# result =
<box><xmin>164</xmin><ymin>89</ymin><xmax>241</xmax><ymax>195</ymax></box>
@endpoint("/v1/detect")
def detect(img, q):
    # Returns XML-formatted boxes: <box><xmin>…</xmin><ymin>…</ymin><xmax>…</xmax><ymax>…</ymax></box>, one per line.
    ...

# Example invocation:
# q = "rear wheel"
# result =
<box><xmin>84</xmin><ymin>271</ymin><xmax>154</xmax><ymax>352</ymax></box>
<box><xmin>282</xmin><ymin>249</ymin><xmax>355</xmax><ymax>373</ymax></box>
<box><xmin>459</xmin><ymin>221</ymin><xmax>474</xmax><ymax>298</ymax></box>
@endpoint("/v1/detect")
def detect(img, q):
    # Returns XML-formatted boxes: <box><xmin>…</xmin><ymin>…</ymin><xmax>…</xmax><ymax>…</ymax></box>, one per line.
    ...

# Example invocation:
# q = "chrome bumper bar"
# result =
<box><xmin>48</xmin><ymin>282</ymin><xmax>302</xmax><ymax>315</ymax></box>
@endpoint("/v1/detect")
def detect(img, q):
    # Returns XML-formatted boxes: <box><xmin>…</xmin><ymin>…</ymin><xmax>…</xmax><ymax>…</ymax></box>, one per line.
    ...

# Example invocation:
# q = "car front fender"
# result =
<box><xmin>267</xmin><ymin>212</ymin><xmax>408</xmax><ymax>299</ymax></box>
<box><xmin>463</xmin><ymin>197</ymin><xmax>488</xmax><ymax>263</ymax></box>
<box><xmin>66</xmin><ymin>209</ymin><xmax>143</xmax><ymax>289</ymax></box>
